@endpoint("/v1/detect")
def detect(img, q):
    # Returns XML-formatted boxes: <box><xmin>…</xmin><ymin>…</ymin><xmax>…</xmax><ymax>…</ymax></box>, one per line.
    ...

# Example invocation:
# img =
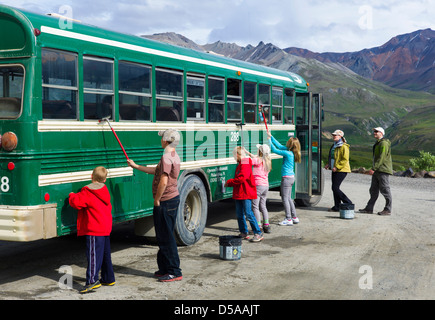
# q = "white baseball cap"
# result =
<box><xmin>332</xmin><ymin>129</ymin><xmax>344</xmax><ymax>137</ymax></box>
<box><xmin>373</xmin><ymin>127</ymin><xmax>385</xmax><ymax>135</ymax></box>
<box><xmin>158</xmin><ymin>129</ymin><xmax>180</xmax><ymax>146</ymax></box>
<box><xmin>256</xmin><ymin>144</ymin><xmax>271</xmax><ymax>156</ymax></box>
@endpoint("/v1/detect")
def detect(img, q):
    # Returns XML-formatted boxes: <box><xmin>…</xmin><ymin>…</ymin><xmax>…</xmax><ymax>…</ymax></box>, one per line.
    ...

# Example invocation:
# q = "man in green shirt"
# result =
<box><xmin>359</xmin><ymin>127</ymin><xmax>393</xmax><ymax>216</ymax></box>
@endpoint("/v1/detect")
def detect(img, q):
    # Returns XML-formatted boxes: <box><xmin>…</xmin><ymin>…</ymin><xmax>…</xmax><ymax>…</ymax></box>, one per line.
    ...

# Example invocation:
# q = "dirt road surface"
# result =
<box><xmin>0</xmin><ymin>170</ymin><xmax>434</xmax><ymax>301</ymax></box>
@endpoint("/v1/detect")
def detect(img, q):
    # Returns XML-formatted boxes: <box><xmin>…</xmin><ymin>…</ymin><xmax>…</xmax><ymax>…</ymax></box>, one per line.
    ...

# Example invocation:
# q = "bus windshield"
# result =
<box><xmin>0</xmin><ymin>65</ymin><xmax>24</xmax><ymax>118</ymax></box>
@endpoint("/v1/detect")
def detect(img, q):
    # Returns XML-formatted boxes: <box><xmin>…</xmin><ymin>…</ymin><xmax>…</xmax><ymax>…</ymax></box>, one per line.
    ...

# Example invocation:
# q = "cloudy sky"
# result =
<box><xmin>2</xmin><ymin>0</ymin><xmax>434</xmax><ymax>52</ymax></box>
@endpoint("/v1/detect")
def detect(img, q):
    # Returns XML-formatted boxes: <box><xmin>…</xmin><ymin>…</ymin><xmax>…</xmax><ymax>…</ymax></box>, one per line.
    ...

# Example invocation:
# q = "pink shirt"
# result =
<box><xmin>251</xmin><ymin>157</ymin><xmax>269</xmax><ymax>186</ymax></box>
<box><xmin>152</xmin><ymin>150</ymin><xmax>180</xmax><ymax>201</ymax></box>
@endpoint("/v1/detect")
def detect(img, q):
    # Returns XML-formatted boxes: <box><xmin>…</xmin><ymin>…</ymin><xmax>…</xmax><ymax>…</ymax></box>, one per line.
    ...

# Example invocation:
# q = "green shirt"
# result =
<box><xmin>372</xmin><ymin>138</ymin><xmax>393</xmax><ymax>174</ymax></box>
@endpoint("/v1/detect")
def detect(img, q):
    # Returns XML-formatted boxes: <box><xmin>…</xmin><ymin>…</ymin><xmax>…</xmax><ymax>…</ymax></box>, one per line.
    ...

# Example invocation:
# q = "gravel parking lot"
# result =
<box><xmin>0</xmin><ymin>170</ymin><xmax>434</xmax><ymax>302</ymax></box>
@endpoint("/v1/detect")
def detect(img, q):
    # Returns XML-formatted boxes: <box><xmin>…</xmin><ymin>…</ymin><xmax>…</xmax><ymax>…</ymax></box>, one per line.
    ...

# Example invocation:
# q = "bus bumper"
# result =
<box><xmin>0</xmin><ymin>204</ymin><xmax>57</xmax><ymax>241</ymax></box>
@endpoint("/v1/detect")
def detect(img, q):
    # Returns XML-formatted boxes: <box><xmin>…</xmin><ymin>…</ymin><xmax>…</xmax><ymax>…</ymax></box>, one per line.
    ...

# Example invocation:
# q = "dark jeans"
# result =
<box><xmin>331</xmin><ymin>172</ymin><xmax>352</xmax><ymax>210</ymax></box>
<box><xmin>85</xmin><ymin>235</ymin><xmax>115</xmax><ymax>285</ymax></box>
<box><xmin>366</xmin><ymin>171</ymin><xmax>392</xmax><ymax>212</ymax></box>
<box><xmin>153</xmin><ymin>195</ymin><xmax>182</xmax><ymax>277</ymax></box>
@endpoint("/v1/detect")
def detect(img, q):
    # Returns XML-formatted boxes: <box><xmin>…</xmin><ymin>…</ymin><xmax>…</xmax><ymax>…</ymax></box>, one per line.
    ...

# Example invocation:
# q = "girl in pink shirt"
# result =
<box><xmin>245</xmin><ymin>144</ymin><xmax>272</xmax><ymax>233</ymax></box>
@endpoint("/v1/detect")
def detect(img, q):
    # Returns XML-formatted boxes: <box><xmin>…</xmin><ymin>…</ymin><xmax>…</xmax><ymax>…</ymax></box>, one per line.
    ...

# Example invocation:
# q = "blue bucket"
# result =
<box><xmin>339</xmin><ymin>203</ymin><xmax>355</xmax><ymax>219</ymax></box>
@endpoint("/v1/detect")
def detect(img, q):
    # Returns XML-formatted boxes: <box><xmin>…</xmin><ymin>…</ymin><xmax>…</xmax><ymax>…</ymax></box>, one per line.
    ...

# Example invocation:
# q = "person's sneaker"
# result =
<box><xmin>328</xmin><ymin>207</ymin><xmax>339</xmax><ymax>212</ymax></box>
<box><xmin>263</xmin><ymin>224</ymin><xmax>271</xmax><ymax>233</ymax></box>
<box><xmin>79</xmin><ymin>280</ymin><xmax>101</xmax><ymax>294</ymax></box>
<box><xmin>100</xmin><ymin>280</ymin><xmax>116</xmax><ymax>286</ymax></box>
<box><xmin>250</xmin><ymin>234</ymin><xmax>264</xmax><ymax>242</ymax></box>
<box><xmin>358</xmin><ymin>208</ymin><xmax>373</xmax><ymax>214</ymax></box>
<box><xmin>154</xmin><ymin>270</ymin><xmax>167</xmax><ymax>278</ymax></box>
<box><xmin>377</xmin><ymin>210</ymin><xmax>391</xmax><ymax>216</ymax></box>
<box><xmin>279</xmin><ymin>219</ymin><xmax>293</xmax><ymax>226</ymax></box>
<box><xmin>238</xmin><ymin>233</ymin><xmax>250</xmax><ymax>240</ymax></box>
<box><xmin>292</xmin><ymin>217</ymin><xmax>300</xmax><ymax>224</ymax></box>
<box><xmin>158</xmin><ymin>274</ymin><xmax>182</xmax><ymax>282</ymax></box>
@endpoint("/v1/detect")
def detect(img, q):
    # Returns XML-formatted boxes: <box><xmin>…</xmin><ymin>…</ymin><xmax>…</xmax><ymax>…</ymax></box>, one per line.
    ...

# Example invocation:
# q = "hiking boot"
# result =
<box><xmin>263</xmin><ymin>224</ymin><xmax>271</xmax><ymax>233</ymax></box>
<box><xmin>79</xmin><ymin>280</ymin><xmax>101</xmax><ymax>294</ymax></box>
<box><xmin>358</xmin><ymin>208</ymin><xmax>373</xmax><ymax>214</ymax></box>
<box><xmin>377</xmin><ymin>210</ymin><xmax>391</xmax><ymax>216</ymax></box>
<box><xmin>158</xmin><ymin>274</ymin><xmax>183</xmax><ymax>282</ymax></box>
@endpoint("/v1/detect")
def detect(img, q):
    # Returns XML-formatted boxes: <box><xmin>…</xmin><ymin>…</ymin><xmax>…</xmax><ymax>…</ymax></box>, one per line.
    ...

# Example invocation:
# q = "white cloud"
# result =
<box><xmin>1</xmin><ymin>0</ymin><xmax>434</xmax><ymax>52</ymax></box>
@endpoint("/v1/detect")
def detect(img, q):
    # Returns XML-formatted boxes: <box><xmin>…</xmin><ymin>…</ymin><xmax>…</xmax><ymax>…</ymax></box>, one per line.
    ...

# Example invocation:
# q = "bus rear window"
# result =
<box><xmin>0</xmin><ymin>65</ymin><xmax>24</xmax><ymax>119</ymax></box>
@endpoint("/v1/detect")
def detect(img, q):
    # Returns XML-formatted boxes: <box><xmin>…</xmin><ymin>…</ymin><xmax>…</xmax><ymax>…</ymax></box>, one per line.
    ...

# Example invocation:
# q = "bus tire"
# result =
<box><xmin>294</xmin><ymin>195</ymin><xmax>322</xmax><ymax>207</ymax></box>
<box><xmin>175</xmin><ymin>175</ymin><xmax>208</xmax><ymax>246</ymax></box>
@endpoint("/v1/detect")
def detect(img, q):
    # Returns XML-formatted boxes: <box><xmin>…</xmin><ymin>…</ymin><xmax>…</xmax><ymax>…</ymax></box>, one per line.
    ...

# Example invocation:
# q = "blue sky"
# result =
<box><xmin>2</xmin><ymin>0</ymin><xmax>434</xmax><ymax>52</ymax></box>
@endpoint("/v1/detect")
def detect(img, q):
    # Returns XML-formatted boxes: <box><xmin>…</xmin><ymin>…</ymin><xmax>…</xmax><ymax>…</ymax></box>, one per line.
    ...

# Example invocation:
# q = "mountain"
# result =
<box><xmin>285</xmin><ymin>29</ymin><xmax>435</xmax><ymax>94</ymax></box>
<box><xmin>143</xmin><ymin>32</ymin><xmax>435</xmax><ymax>156</ymax></box>
<box><xmin>143</xmin><ymin>32</ymin><xmax>206</xmax><ymax>52</ymax></box>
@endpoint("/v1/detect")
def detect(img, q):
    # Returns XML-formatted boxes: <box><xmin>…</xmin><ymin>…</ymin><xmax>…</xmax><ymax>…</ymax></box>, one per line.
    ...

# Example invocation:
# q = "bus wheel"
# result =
<box><xmin>175</xmin><ymin>175</ymin><xmax>208</xmax><ymax>246</ymax></box>
<box><xmin>295</xmin><ymin>195</ymin><xmax>322</xmax><ymax>207</ymax></box>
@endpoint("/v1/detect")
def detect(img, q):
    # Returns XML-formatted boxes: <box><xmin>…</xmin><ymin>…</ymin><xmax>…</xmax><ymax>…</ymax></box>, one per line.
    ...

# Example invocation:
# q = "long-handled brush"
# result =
<box><xmin>99</xmin><ymin>117</ymin><xmax>129</xmax><ymax>160</ymax></box>
<box><xmin>260</xmin><ymin>105</ymin><xmax>269</xmax><ymax>133</ymax></box>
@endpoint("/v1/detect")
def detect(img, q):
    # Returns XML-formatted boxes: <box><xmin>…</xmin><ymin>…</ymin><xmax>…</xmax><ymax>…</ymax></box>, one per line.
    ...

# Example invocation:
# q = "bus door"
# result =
<box><xmin>294</xmin><ymin>92</ymin><xmax>323</xmax><ymax>202</ymax></box>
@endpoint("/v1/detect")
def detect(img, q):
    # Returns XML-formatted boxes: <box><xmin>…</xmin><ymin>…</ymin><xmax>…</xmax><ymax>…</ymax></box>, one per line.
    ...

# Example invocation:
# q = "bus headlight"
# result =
<box><xmin>1</xmin><ymin>132</ymin><xmax>18</xmax><ymax>151</ymax></box>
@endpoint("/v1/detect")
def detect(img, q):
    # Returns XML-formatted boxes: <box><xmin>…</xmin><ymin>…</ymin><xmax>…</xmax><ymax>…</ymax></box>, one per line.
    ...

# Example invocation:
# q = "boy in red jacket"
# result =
<box><xmin>225</xmin><ymin>147</ymin><xmax>263</xmax><ymax>242</ymax></box>
<box><xmin>69</xmin><ymin>166</ymin><xmax>115</xmax><ymax>293</ymax></box>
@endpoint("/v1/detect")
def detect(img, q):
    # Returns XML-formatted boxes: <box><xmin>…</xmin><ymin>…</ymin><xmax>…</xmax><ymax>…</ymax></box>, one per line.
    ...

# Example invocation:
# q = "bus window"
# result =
<box><xmin>208</xmin><ymin>77</ymin><xmax>224</xmax><ymax>123</ymax></box>
<box><xmin>83</xmin><ymin>56</ymin><xmax>114</xmax><ymax>120</ymax></box>
<box><xmin>284</xmin><ymin>88</ymin><xmax>294</xmax><ymax>124</ymax></box>
<box><xmin>272</xmin><ymin>87</ymin><xmax>283</xmax><ymax>124</ymax></box>
<box><xmin>295</xmin><ymin>93</ymin><xmax>309</xmax><ymax>125</ymax></box>
<box><xmin>118</xmin><ymin>61</ymin><xmax>151</xmax><ymax>121</ymax></box>
<box><xmin>155</xmin><ymin>68</ymin><xmax>183</xmax><ymax>121</ymax></box>
<box><xmin>0</xmin><ymin>65</ymin><xmax>23</xmax><ymax>119</ymax></box>
<box><xmin>186</xmin><ymin>75</ymin><xmax>205</xmax><ymax>120</ymax></box>
<box><xmin>41</xmin><ymin>49</ymin><xmax>77</xmax><ymax>119</ymax></box>
<box><xmin>244</xmin><ymin>81</ymin><xmax>256</xmax><ymax>123</ymax></box>
<box><xmin>227</xmin><ymin>78</ymin><xmax>241</xmax><ymax>122</ymax></box>
<box><xmin>259</xmin><ymin>84</ymin><xmax>270</xmax><ymax>123</ymax></box>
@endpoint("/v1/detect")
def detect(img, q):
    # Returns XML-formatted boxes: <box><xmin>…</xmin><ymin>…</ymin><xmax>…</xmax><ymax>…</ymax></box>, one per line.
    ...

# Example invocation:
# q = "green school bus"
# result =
<box><xmin>0</xmin><ymin>5</ymin><xmax>323</xmax><ymax>245</ymax></box>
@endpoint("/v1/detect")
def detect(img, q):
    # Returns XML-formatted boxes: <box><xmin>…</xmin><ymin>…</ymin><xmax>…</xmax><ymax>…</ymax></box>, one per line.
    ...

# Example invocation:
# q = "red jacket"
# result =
<box><xmin>69</xmin><ymin>183</ymin><xmax>113</xmax><ymax>236</ymax></box>
<box><xmin>226</xmin><ymin>157</ymin><xmax>257</xmax><ymax>200</ymax></box>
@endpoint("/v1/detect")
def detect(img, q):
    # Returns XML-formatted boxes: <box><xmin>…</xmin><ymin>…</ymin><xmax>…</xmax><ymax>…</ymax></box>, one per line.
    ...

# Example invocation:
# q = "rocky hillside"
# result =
<box><xmin>285</xmin><ymin>29</ymin><xmax>435</xmax><ymax>94</ymax></box>
<box><xmin>143</xmin><ymin>32</ymin><xmax>435</xmax><ymax>153</ymax></box>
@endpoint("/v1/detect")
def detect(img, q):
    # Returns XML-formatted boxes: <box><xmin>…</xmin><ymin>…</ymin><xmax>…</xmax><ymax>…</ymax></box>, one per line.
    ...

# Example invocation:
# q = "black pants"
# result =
<box><xmin>153</xmin><ymin>195</ymin><xmax>182</xmax><ymax>277</ymax></box>
<box><xmin>331</xmin><ymin>172</ymin><xmax>352</xmax><ymax>210</ymax></box>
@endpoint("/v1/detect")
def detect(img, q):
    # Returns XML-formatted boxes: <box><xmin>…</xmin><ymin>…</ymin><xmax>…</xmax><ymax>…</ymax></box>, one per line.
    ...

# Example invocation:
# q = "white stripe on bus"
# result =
<box><xmin>38</xmin><ymin>120</ymin><xmax>296</xmax><ymax>132</ymax></box>
<box><xmin>38</xmin><ymin>155</ymin><xmax>283</xmax><ymax>186</ymax></box>
<box><xmin>40</xmin><ymin>26</ymin><xmax>301</xmax><ymax>84</ymax></box>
